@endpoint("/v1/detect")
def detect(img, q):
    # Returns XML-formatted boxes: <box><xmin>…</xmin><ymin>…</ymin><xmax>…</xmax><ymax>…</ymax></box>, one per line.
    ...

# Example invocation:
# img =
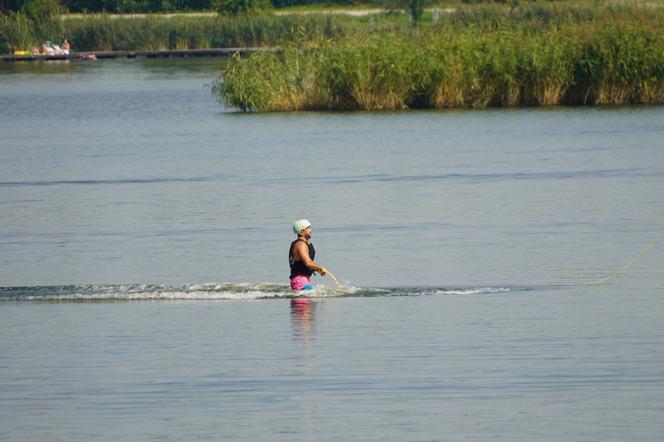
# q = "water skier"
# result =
<box><xmin>289</xmin><ymin>219</ymin><xmax>327</xmax><ymax>291</ymax></box>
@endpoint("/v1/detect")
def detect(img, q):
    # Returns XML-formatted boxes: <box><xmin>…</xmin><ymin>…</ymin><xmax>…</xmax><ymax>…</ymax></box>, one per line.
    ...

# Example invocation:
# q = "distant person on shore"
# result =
<box><xmin>41</xmin><ymin>42</ymin><xmax>55</xmax><ymax>55</ymax></box>
<box><xmin>289</xmin><ymin>219</ymin><xmax>327</xmax><ymax>291</ymax></box>
<box><xmin>40</xmin><ymin>41</ymin><xmax>69</xmax><ymax>55</ymax></box>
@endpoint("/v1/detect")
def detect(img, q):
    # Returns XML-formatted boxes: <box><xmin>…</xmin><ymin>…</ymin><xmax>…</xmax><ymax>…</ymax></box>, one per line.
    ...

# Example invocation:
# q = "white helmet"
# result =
<box><xmin>293</xmin><ymin>219</ymin><xmax>311</xmax><ymax>235</ymax></box>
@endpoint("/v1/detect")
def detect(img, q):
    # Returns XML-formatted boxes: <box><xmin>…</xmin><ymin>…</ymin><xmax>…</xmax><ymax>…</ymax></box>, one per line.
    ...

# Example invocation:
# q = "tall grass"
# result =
<box><xmin>62</xmin><ymin>14</ymin><xmax>361</xmax><ymax>51</ymax></box>
<box><xmin>5</xmin><ymin>1</ymin><xmax>664</xmax><ymax>52</ymax></box>
<box><xmin>441</xmin><ymin>1</ymin><xmax>664</xmax><ymax>32</ymax></box>
<box><xmin>569</xmin><ymin>24</ymin><xmax>664</xmax><ymax>104</ymax></box>
<box><xmin>212</xmin><ymin>46</ymin><xmax>324</xmax><ymax>111</ymax></box>
<box><xmin>206</xmin><ymin>1</ymin><xmax>664</xmax><ymax>110</ymax></box>
<box><xmin>1</xmin><ymin>11</ymin><xmax>66</xmax><ymax>52</ymax></box>
<box><xmin>0</xmin><ymin>13</ymin><xmax>34</xmax><ymax>53</ymax></box>
<box><xmin>0</xmin><ymin>12</ymin><xmax>371</xmax><ymax>52</ymax></box>
<box><xmin>215</xmin><ymin>23</ymin><xmax>664</xmax><ymax>111</ymax></box>
<box><xmin>317</xmin><ymin>36</ymin><xmax>423</xmax><ymax>110</ymax></box>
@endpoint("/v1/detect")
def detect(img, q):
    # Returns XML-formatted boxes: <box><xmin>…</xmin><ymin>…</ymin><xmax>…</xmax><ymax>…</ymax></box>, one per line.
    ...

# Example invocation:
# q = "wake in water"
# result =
<box><xmin>0</xmin><ymin>283</ymin><xmax>511</xmax><ymax>302</ymax></box>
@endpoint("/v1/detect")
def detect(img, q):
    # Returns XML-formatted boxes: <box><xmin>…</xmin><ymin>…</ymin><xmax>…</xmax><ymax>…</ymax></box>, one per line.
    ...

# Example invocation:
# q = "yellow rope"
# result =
<box><xmin>584</xmin><ymin>229</ymin><xmax>664</xmax><ymax>287</ymax></box>
<box><xmin>326</xmin><ymin>270</ymin><xmax>341</xmax><ymax>287</ymax></box>
<box><xmin>316</xmin><ymin>230</ymin><xmax>661</xmax><ymax>289</ymax></box>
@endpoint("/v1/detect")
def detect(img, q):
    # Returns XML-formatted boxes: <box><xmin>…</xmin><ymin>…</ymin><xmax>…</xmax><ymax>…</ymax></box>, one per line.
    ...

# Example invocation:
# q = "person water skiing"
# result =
<box><xmin>289</xmin><ymin>219</ymin><xmax>327</xmax><ymax>291</ymax></box>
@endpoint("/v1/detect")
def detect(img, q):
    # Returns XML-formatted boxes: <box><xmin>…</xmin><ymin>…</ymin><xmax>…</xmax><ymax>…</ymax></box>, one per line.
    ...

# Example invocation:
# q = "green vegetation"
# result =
<box><xmin>4</xmin><ymin>1</ymin><xmax>660</xmax><ymax>53</ymax></box>
<box><xmin>214</xmin><ymin>24</ymin><xmax>664</xmax><ymax>111</ymax></box>
<box><xmin>1</xmin><ymin>0</ymin><xmax>66</xmax><ymax>52</ymax></box>
<box><xmin>3</xmin><ymin>1</ymin><xmax>664</xmax><ymax>110</ymax></box>
<box><xmin>215</xmin><ymin>0</ymin><xmax>271</xmax><ymax>16</ymax></box>
<box><xmin>213</xmin><ymin>1</ymin><xmax>664</xmax><ymax>110</ymax></box>
<box><xmin>0</xmin><ymin>11</ymin><xmax>362</xmax><ymax>52</ymax></box>
<box><xmin>1</xmin><ymin>0</ymin><xmax>444</xmax><ymax>14</ymax></box>
<box><xmin>61</xmin><ymin>14</ymin><xmax>353</xmax><ymax>51</ymax></box>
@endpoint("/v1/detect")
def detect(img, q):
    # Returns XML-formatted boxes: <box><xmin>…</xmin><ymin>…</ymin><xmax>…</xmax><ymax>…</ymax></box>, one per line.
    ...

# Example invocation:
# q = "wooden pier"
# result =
<box><xmin>1</xmin><ymin>47</ymin><xmax>269</xmax><ymax>62</ymax></box>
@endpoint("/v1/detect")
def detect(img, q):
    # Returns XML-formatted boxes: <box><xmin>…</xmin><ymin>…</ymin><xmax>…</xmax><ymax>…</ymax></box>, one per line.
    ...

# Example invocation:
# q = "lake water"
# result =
<box><xmin>1</xmin><ymin>58</ymin><xmax>663</xmax><ymax>441</ymax></box>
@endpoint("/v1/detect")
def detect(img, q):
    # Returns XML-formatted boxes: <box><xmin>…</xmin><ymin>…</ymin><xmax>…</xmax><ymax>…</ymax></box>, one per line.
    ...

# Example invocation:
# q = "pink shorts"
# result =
<box><xmin>290</xmin><ymin>275</ymin><xmax>313</xmax><ymax>291</ymax></box>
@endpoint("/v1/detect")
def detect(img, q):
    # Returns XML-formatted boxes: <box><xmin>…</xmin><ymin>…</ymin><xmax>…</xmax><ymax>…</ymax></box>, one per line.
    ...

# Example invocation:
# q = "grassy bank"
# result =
<box><xmin>215</xmin><ymin>24</ymin><xmax>664</xmax><ymax>110</ymax></box>
<box><xmin>213</xmin><ymin>2</ymin><xmax>664</xmax><ymax>110</ymax></box>
<box><xmin>0</xmin><ymin>13</ymin><xmax>369</xmax><ymax>53</ymax></box>
<box><xmin>4</xmin><ymin>1</ymin><xmax>664</xmax><ymax>52</ymax></box>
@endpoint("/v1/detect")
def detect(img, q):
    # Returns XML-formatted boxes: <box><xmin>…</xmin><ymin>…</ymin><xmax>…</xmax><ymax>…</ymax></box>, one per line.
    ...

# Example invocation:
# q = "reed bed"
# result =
<box><xmin>1</xmin><ymin>12</ymin><xmax>371</xmax><ymax>53</ymax></box>
<box><xmin>215</xmin><ymin>21</ymin><xmax>664</xmax><ymax>111</ymax></box>
<box><xmin>4</xmin><ymin>1</ymin><xmax>664</xmax><ymax>52</ymax></box>
<box><xmin>204</xmin><ymin>0</ymin><xmax>664</xmax><ymax>110</ymax></box>
<box><xmin>62</xmin><ymin>14</ymin><xmax>361</xmax><ymax>51</ymax></box>
<box><xmin>441</xmin><ymin>1</ymin><xmax>664</xmax><ymax>31</ymax></box>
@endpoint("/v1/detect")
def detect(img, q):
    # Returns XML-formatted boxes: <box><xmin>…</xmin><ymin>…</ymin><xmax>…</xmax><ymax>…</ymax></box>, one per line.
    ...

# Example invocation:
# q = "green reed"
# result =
<box><xmin>0</xmin><ymin>13</ymin><xmax>34</xmax><ymax>53</ymax></box>
<box><xmin>440</xmin><ymin>1</ymin><xmax>664</xmax><ymax>31</ymax></box>
<box><xmin>61</xmin><ymin>14</ymin><xmax>360</xmax><ymax>52</ymax></box>
<box><xmin>568</xmin><ymin>24</ymin><xmax>664</xmax><ymax>104</ymax></box>
<box><xmin>212</xmin><ymin>47</ymin><xmax>315</xmax><ymax>111</ymax></box>
<box><xmin>1</xmin><ymin>11</ymin><xmax>67</xmax><ymax>53</ymax></box>
<box><xmin>0</xmin><ymin>12</ymin><xmax>371</xmax><ymax>53</ymax></box>
<box><xmin>215</xmin><ymin>22</ymin><xmax>664</xmax><ymax>111</ymax></box>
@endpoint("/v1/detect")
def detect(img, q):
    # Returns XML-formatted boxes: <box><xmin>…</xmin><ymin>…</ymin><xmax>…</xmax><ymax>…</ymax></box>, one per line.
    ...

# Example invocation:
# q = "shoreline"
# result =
<box><xmin>1</xmin><ymin>47</ymin><xmax>268</xmax><ymax>62</ymax></box>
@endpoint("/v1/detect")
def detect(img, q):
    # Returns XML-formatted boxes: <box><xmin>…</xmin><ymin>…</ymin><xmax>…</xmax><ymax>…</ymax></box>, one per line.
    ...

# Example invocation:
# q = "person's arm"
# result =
<box><xmin>294</xmin><ymin>241</ymin><xmax>327</xmax><ymax>275</ymax></box>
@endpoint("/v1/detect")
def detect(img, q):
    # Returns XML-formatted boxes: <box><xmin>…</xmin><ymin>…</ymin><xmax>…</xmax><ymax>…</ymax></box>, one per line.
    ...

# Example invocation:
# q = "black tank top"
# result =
<box><xmin>289</xmin><ymin>239</ymin><xmax>315</xmax><ymax>278</ymax></box>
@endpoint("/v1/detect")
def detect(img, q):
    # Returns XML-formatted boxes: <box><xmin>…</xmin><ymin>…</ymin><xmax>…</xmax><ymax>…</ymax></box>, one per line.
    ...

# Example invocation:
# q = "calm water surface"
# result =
<box><xmin>1</xmin><ymin>58</ymin><xmax>663</xmax><ymax>441</ymax></box>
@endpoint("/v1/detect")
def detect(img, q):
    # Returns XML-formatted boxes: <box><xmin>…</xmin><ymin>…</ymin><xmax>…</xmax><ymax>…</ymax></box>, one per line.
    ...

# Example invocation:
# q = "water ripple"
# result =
<box><xmin>0</xmin><ymin>176</ymin><xmax>212</xmax><ymax>188</ymax></box>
